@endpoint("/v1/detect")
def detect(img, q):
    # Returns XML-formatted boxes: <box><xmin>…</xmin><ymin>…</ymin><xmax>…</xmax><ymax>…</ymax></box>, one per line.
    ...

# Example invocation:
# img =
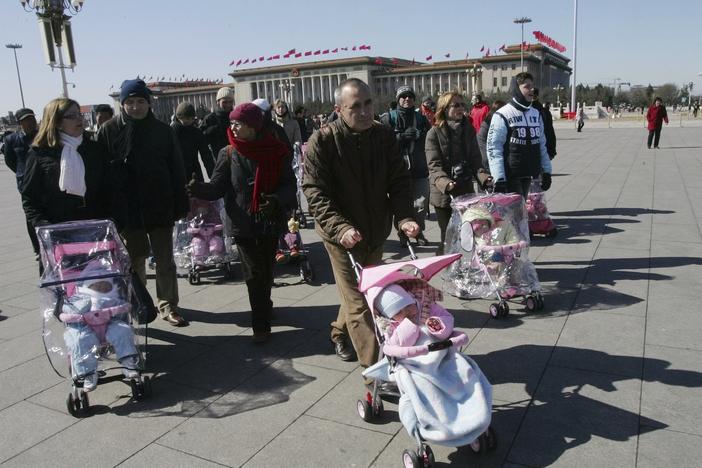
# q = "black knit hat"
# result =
<box><xmin>396</xmin><ymin>85</ymin><xmax>415</xmax><ymax>99</ymax></box>
<box><xmin>119</xmin><ymin>79</ymin><xmax>152</xmax><ymax>104</ymax></box>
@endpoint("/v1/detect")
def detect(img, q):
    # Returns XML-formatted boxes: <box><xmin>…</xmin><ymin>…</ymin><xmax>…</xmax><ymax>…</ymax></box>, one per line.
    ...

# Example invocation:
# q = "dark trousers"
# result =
<box><xmin>236</xmin><ymin>235</ymin><xmax>278</xmax><ymax>333</ymax></box>
<box><xmin>434</xmin><ymin>205</ymin><xmax>453</xmax><ymax>256</ymax></box>
<box><xmin>647</xmin><ymin>128</ymin><xmax>662</xmax><ymax>148</ymax></box>
<box><xmin>507</xmin><ymin>177</ymin><xmax>533</xmax><ymax>200</ymax></box>
<box><xmin>577</xmin><ymin>121</ymin><xmax>584</xmax><ymax>132</ymax></box>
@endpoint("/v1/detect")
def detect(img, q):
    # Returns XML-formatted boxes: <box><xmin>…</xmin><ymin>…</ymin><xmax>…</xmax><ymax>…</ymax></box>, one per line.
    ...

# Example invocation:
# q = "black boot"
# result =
<box><xmin>332</xmin><ymin>338</ymin><xmax>357</xmax><ymax>361</ymax></box>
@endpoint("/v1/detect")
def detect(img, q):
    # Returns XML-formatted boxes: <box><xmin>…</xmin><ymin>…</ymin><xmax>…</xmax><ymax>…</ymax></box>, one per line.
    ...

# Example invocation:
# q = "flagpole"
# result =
<box><xmin>570</xmin><ymin>0</ymin><xmax>578</xmax><ymax>114</ymax></box>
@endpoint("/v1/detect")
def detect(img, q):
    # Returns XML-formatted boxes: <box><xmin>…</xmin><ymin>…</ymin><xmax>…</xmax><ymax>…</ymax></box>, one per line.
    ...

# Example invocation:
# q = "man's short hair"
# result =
<box><xmin>515</xmin><ymin>72</ymin><xmax>534</xmax><ymax>85</ymax></box>
<box><xmin>334</xmin><ymin>78</ymin><xmax>370</xmax><ymax>105</ymax></box>
<box><xmin>95</xmin><ymin>104</ymin><xmax>113</xmax><ymax>115</ymax></box>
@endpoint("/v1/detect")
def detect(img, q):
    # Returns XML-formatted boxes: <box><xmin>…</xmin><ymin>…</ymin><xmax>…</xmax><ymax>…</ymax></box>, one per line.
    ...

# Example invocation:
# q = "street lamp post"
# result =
<box><xmin>19</xmin><ymin>0</ymin><xmax>86</xmax><ymax>98</ymax></box>
<box><xmin>513</xmin><ymin>16</ymin><xmax>532</xmax><ymax>72</ymax></box>
<box><xmin>279</xmin><ymin>79</ymin><xmax>296</xmax><ymax>106</ymax></box>
<box><xmin>468</xmin><ymin>64</ymin><xmax>483</xmax><ymax>96</ymax></box>
<box><xmin>5</xmin><ymin>43</ymin><xmax>26</xmax><ymax>107</ymax></box>
<box><xmin>554</xmin><ymin>84</ymin><xmax>564</xmax><ymax>108</ymax></box>
<box><xmin>570</xmin><ymin>0</ymin><xmax>578</xmax><ymax>114</ymax></box>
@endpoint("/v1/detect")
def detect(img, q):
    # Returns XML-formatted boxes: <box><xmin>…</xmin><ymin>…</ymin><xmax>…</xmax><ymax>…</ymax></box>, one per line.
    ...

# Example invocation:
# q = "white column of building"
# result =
<box><xmin>300</xmin><ymin>77</ymin><xmax>306</xmax><ymax>103</ymax></box>
<box><xmin>327</xmin><ymin>75</ymin><xmax>333</xmax><ymax>102</ymax></box>
<box><xmin>311</xmin><ymin>76</ymin><xmax>316</xmax><ymax>102</ymax></box>
<box><xmin>430</xmin><ymin>75</ymin><xmax>434</xmax><ymax>95</ymax></box>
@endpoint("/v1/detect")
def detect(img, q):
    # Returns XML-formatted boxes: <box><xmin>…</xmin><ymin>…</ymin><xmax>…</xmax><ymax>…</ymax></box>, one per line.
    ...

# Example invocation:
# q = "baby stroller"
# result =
<box><xmin>275</xmin><ymin>216</ymin><xmax>315</xmax><ymax>283</ymax></box>
<box><xmin>292</xmin><ymin>142</ymin><xmax>308</xmax><ymax>228</ymax></box>
<box><xmin>527</xmin><ymin>178</ymin><xmax>557</xmax><ymax>238</ymax></box>
<box><xmin>37</xmin><ymin>220</ymin><xmax>152</xmax><ymax>417</ymax></box>
<box><xmin>351</xmin><ymin>247</ymin><xmax>496</xmax><ymax>467</ymax></box>
<box><xmin>173</xmin><ymin>197</ymin><xmax>238</xmax><ymax>285</ymax></box>
<box><xmin>443</xmin><ymin>193</ymin><xmax>544</xmax><ymax>319</ymax></box>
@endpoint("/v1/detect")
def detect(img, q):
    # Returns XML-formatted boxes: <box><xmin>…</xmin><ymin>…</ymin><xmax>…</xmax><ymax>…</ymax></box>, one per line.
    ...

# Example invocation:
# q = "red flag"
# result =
<box><xmin>332</xmin><ymin>48</ymin><xmax>338</xmax><ymax>53</ymax></box>
<box><xmin>485</xmin><ymin>48</ymin><xmax>491</xmax><ymax>57</ymax></box>
<box><xmin>252</xmin><ymin>58</ymin><xmax>257</xmax><ymax>63</ymax></box>
<box><xmin>341</xmin><ymin>47</ymin><xmax>348</xmax><ymax>51</ymax></box>
<box><xmin>391</xmin><ymin>57</ymin><xmax>398</xmax><ymax>64</ymax></box>
<box><xmin>499</xmin><ymin>44</ymin><xmax>506</xmax><ymax>51</ymax></box>
<box><xmin>411</xmin><ymin>58</ymin><xmax>416</xmax><ymax>65</ymax></box>
<box><xmin>322</xmin><ymin>49</ymin><xmax>329</xmax><ymax>54</ymax></box>
<box><xmin>374</xmin><ymin>57</ymin><xmax>382</xmax><ymax>65</ymax></box>
<box><xmin>243</xmin><ymin>58</ymin><xmax>249</xmax><ymax>64</ymax></box>
<box><xmin>465</xmin><ymin>51</ymin><xmax>469</xmax><ymax>59</ymax></box>
<box><xmin>295</xmin><ymin>52</ymin><xmax>302</xmax><ymax>57</ymax></box>
<box><xmin>283</xmin><ymin>53</ymin><xmax>290</xmax><ymax>58</ymax></box>
<box><xmin>444</xmin><ymin>53</ymin><xmax>450</xmax><ymax>58</ymax></box>
<box><xmin>229</xmin><ymin>60</ymin><xmax>236</xmax><ymax>66</ymax></box>
<box><xmin>425</xmin><ymin>55</ymin><xmax>432</xmax><ymax>61</ymax></box>
<box><xmin>272</xmin><ymin>54</ymin><xmax>280</xmax><ymax>59</ymax></box>
<box><xmin>361</xmin><ymin>44</ymin><xmax>371</xmax><ymax>50</ymax></box>
<box><xmin>352</xmin><ymin>46</ymin><xmax>357</xmax><ymax>51</ymax></box>
<box><xmin>313</xmin><ymin>50</ymin><xmax>321</xmax><ymax>55</ymax></box>
<box><xmin>236</xmin><ymin>59</ymin><xmax>242</xmax><ymax>66</ymax></box>
<box><xmin>287</xmin><ymin>48</ymin><xmax>296</xmax><ymax>55</ymax></box>
<box><xmin>480</xmin><ymin>45</ymin><xmax>485</xmax><ymax>52</ymax></box>
<box><xmin>259</xmin><ymin>56</ymin><xmax>264</xmax><ymax>61</ymax></box>
<box><xmin>266</xmin><ymin>56</ymin><xmax>273</xmax><ymax>61</ymax></box>
<box><xmin>304</xmin><ymin>51</ymin><xmax>312</xmax><ymax>56</ymax></box>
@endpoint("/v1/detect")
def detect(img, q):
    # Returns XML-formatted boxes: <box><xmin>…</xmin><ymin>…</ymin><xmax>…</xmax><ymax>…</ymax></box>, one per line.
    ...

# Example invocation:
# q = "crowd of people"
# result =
<box><xmin>0</xmin><ymin>73</ymin><xmax>671</xmax><ymax>374</ymax></box>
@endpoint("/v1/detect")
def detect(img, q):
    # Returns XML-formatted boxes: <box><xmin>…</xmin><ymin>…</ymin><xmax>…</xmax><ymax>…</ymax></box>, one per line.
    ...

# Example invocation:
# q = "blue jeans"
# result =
<box><xmin>64</xmin><ymin>320</ymin><xmax>137</xmax><ymax>377</ymax></box>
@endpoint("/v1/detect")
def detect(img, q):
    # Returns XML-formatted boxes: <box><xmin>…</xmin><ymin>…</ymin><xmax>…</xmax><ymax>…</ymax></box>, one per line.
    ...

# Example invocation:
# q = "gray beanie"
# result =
<box><xmin>176</xmin><ymin>102</ymin><xmax>196</xmax><ymax>118</ymax></box>
<box><xmin>396</xmin><ymin>85</ymin><xmax>416</xmax><ymax>100</ymax></box>
<box><xmin>216</xmin><ymin>87</ymin><xmax>234</xmax><ymax>101</ymax></box>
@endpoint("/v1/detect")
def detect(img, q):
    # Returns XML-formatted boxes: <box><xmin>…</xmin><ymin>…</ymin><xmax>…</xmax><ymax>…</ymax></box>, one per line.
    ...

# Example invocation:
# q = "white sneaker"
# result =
<box><xmin>119</xmin><ymin>356</ymin><xmax>140</xmax><ymax>379</ymax></box>
<box><xmin>83</xmin><ymin>373</ymin><xmax>98</xmax><ymax>392</ymax></box>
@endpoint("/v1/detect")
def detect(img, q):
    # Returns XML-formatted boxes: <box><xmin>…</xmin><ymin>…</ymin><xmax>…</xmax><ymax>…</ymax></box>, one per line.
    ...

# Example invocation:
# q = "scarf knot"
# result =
<box><xmin>58</xmin><ymin>132</ymin><xmax>86</xmax><ymax>197</ymax></box>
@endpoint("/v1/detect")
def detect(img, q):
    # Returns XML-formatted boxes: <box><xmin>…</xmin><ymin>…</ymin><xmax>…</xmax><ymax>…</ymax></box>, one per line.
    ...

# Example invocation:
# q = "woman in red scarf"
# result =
<box><xmin>187</xmin><ymin>103</ymin><xmax>296</xmax><ymax>343</ymax></box>
<box><xmin>646</xmin><ymin>97</ymin><xmax>669</xmax><ymax>149</ymax></box>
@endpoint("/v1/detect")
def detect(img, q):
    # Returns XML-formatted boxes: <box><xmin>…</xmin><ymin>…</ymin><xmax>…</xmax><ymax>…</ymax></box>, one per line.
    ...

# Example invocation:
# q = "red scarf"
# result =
<box><xmin>226</xmin><ymin>127</ymin><xmax>289</xmax><ymax>213</ymax></box>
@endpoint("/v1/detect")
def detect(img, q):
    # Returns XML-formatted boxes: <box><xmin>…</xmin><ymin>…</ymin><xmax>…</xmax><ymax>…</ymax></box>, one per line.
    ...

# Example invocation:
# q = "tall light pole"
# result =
<box><xmin>19</xmin><ymin>0</ymin><xmax>86</xmax><ymax>98</ymax></box>
<box><xmin>514</xmin><ymin>16</ymin><xmax>532</xmax><ymax>72</ymax></box>
<box><xmin>570</xmin><ymin>0</ymin><xmax>578</xmax><ymax>114</ymax></box>
<box><xmin>5</xmin><ymin>43</ymin><xmax>26</xmax><ymax>107</ymax></box>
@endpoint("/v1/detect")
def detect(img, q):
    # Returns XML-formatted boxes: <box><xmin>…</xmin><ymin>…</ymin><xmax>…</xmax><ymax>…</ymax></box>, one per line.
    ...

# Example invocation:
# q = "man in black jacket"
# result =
<box><xmin>533</xmin><ymin>88</ymin><xmax>557</xmax><ymax>160</ymax></box>
<box><xmin>98</xmin><ymin>79</ymin><xmax>189</xmax><ymax>326</ymax></box>
<box><xmin>200</xmin><ymin>87</ymin><xmax>234</xmax><ymax>160</ymax></box>
<box><xmin>2</xmin><ymin>108</ymin><xmax>40</xmax><ymax>254</ymax></box>
<box><xmin>172</xmin><ymin>102</ymin><xmax>214</xmax><ymax>180</ymax></box>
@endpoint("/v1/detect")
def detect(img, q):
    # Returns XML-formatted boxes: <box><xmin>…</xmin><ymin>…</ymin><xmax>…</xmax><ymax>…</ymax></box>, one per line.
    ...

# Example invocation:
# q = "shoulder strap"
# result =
<box><xmin>389</xmin><ymin>110</ymin><xmax>397</xmax><ymax>128</ymax></box>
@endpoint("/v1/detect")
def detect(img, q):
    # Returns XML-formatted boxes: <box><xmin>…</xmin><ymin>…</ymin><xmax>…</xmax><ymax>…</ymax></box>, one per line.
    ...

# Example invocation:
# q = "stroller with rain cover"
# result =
<box><xmin>526</xmin><ymin>178</ymin><xmax>557</xmax><ymax>238</ymax></box>
<box><xmin>443</xmin><ymin>192</ymin><xmax>544</xmax><ymax>318</ymax></box>
<box><xmin>37</xmin><ymin>220</ymin><xmax>153</xmax><ymax>417</ymax></box>
<box><xmin>172</xmin><ymin>197</ymin><xmax>238</xmax><ymax>285</ymax></box>
<box><xmin>351</xmin><ymin>247</ymin><xmax>496</xmax><ymax>467</ymax></box>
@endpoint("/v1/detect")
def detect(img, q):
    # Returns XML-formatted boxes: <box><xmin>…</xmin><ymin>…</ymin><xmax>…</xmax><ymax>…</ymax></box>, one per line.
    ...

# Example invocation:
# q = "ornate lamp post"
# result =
<box><xmin>468</xmin><ymin>64</ymin><xmax>483</xmax><ymax>96</ymax></box>
<box><xmin>278</xmin><ymin>79</ymin><xmax>296</xmax><ymax>106</ymax></box>
<box><xmin>554</xmin><ymin>84</ymin><xmax>564</xmax><ymax>109</ymax></box>
<box><xmin>5</xmin><ymin>44</ymin><xmax>26</xmax><ymax>107</ymax></box>
<box><xmin>19</xmin><ymin>0</ymin><xmax>87</xmax><ymax>98</ymax></box>
<box><xmin>513</xmin><ymin>16</ymin><xmax>532</xmax><ymax>72</ymax></box>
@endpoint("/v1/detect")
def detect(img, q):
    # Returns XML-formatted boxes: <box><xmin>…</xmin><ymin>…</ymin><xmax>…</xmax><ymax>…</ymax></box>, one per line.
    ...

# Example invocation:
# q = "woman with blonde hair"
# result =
<box><xmin>21</xmin><ymin>98</ymin><xmax>110</xmax><ymax>235</ymax></box>
<box><xmin>425</xmin><ymin>91</ymin><xmax>492</xmax><ymax>254</ymax></box>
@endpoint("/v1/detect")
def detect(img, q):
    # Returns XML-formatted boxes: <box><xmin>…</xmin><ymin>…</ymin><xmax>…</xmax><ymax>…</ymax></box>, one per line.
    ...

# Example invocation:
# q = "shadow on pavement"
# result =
<box><xmin>551</xmin><ymin>208</ymin><xmax>675</xmax><ymax>217</ymax></box>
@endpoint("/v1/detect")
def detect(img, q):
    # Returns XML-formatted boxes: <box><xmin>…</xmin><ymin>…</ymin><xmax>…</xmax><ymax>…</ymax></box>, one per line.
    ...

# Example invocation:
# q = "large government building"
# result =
<box><xmin>111</xmin><ymin>44</ymin><xmax>570</xmax><ymax>120</ymax></box>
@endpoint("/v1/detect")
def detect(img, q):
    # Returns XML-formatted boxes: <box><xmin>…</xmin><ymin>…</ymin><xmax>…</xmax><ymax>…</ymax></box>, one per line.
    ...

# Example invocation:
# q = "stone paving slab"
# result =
<box><xmin>2</xmin><ymin>127</ymin><xmax>702</xmax><ymax>466</ymax></box>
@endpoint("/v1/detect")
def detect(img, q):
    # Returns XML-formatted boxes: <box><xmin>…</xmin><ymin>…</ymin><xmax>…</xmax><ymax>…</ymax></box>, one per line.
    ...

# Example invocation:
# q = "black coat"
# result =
<box><xmin>21</xmin><ymin>138</ymin><xmax>110</xmax><ymax>227</ymax></box>
<box><xmin>171</xmin><ymin>121</ymin><xmax>215</xmax><ymax>181</ymax></box>
<box><xmin>533</xmin><ymin>101</ymin><xmax>557</xmax><ymax>158</ymax></box>
<box><xmin>199</xmin><ymin>110</ymin><xmax>230</xmax><ymax>158</ymax></box>
<box><xmin>191</xmin><ymin>139</ymin><xmax>296</xmax><ymax>239</ymax></box>
<box><xmin>97</xmin><ymin>112</ymin><xmax>188</xmax><ymax>230</ymax></box>
<box><xmin>2</xmin><ymin>130</ymin><xmax>35</xmax><ymax>189</ymax></box>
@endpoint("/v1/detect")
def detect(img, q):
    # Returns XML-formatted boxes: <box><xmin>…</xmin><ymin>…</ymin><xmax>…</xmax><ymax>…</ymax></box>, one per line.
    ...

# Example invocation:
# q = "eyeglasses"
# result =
<box><xmin>62</xmin><ymin>113</ymin><xmax>82</xmax><ymax>121</ymax></box>
<box><xmin>230</xmin><ymin>121</ymin><xmax>243</xmax><ymax>129</ymax></box>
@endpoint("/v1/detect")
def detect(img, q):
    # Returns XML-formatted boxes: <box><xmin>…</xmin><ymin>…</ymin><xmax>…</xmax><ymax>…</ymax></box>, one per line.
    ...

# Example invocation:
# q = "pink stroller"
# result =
<box><xmin>37</xmin><ymin>220</ymin><xmax>152</xmax><ymax>417</ymax></box>
<box><xmin>443</xmin><ymin>193</ymin><xmax>544</xmax><ymax>318</ymax></box>
<box><xmin>527</xmin><ymin>178</ymin><xmax>557</xmax><ymax>238</ymax></box>
<box><xmin>350</xmin><ymin>248</ymin><xmax>495</xmax><ymax>467</ymax></box>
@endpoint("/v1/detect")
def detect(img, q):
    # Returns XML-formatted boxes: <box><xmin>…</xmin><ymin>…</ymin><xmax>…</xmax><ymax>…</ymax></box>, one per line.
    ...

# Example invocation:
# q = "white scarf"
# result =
<box><xmin>58</xmin><ymin>132</ymin><xmax>86</xmax><ymax>197</ymax></box>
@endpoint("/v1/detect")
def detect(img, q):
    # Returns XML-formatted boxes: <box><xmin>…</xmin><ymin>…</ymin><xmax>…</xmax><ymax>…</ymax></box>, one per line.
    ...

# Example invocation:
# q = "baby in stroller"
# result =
<box><xmin>60</xmin><ymin>260</ymin><xmax>139</xmax><ymax>391</ymax></box>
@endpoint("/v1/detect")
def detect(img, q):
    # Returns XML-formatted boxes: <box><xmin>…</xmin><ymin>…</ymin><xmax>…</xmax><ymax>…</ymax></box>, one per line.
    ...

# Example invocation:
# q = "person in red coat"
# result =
<box><xmin>646</xmin><ymin>97</ymin><xmax>669</xmax><ymax>149</ymax></box>
<box><xmin>469</xmin><ymin>94</ymin><xmax>490</xmax><ymax>134</ymax></box>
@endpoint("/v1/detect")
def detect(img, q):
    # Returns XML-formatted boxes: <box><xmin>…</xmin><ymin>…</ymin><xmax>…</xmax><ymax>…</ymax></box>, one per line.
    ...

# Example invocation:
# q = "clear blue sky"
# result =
<box><xmin>2</xmin><ymin>0</ymin><xmax>700</xmax><ymax>113</ymax></box>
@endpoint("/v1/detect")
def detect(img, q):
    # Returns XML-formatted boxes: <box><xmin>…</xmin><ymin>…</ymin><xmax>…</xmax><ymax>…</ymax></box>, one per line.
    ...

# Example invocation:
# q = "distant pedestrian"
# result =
<box><xmin>420</xmin><ymin>96</ymin><xmax>436</xmax><ymax>126</ymax></box>
<box><xmin>172</xmin><ymin>102</ymin><xmax>215</xmax><ymax>181</ymax></box>
<box><xmin>88</xmin><ymin>104</ymin><xmax>114</xmax><ymax>141</ymax></box>
<box><xmin>273</xmin><ymin>100</ymin><xmax>302</xmax><ymax>147</ymax></box>
<box><xmin>469</xmin><ymin>94</ymin><xmax>490</xmax><ymax>133</ymax></box>
<box><xmin>98</xmin><ymin>79</ymin><xmax>189</xmax><ymax>327</ymax></box>
<box><xmin>646</xmin><ymin>97</ymin><xmax>669</xmax><ymax>149</ymax></box>
<box><xmin>486</xmin><ymin>73</ymin><xmax>552</xmax><ymax>199</ymax></box>
<box><xmin>477</xmin><ymin>100</ymin><xmax>505</xmax><ymax>170</ymax></box>
<box><xmin>201</xmin><ymin>87</ymin><xmax>235</xmax><ymax>159</ymax></box>
<box><xmin>576</xmin><ymin>105</ymin><xmax>585</xmax><ymax>132</ymax></box>
<box><xmin>2</xmin><ymin>107</ymin><xmax>40</xmax><ymax>255</ymax></box>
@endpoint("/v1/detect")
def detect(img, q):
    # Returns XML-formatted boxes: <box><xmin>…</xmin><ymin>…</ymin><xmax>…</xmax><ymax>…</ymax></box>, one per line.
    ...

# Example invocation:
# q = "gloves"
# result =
<box><xmin>400</xmin><ymin>127</ymin><xmax>420</xmax><ymax>141</ymax></box>
<box><xmin>541</xmin><ymin>173</ymin><xmax>552</xmax><ymax>191</ymax></box>
<box><xmin>259</xmin><ymin>193</ymin><xmax>281</xmax><ymax>218</ymax></box>
<box><xmin>493</xmin><ymin>180</ymin><xmax>508</xmax><ymax>193</ymax></box>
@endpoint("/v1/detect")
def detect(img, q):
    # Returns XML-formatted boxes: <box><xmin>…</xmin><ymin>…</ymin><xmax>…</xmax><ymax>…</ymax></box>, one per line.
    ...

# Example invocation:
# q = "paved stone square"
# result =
<box><xmin>1</xmin><ymin>124</ymin><xmax>701</xmax><ymax>467</ymax></box>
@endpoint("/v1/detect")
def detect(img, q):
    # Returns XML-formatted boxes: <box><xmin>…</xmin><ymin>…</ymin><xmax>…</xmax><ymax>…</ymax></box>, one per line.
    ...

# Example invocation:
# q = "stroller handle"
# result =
<box><xmin>346</xmin><ymin>241</ymin><xmax>419</xmax><ymax>283</ymax></box>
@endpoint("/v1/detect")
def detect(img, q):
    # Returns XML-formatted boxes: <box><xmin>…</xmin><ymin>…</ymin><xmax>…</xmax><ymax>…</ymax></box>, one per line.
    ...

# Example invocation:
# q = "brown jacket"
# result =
<box><xmin>426</xmin><ymin>119</ymin><xmax>490</xmax><ymax>208</ymax></box>
<box><xmin>303</xmin><ymin>118</ymin><xmax>414</xmax><ymax>249</ymax></box>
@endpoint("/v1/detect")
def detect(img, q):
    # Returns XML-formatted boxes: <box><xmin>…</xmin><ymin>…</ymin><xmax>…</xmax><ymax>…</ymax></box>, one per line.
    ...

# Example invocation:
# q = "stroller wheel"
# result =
<box><xmin>489</xmin><ymin>303</ymin><xmax>501</xmax><ymax>319</ymax></box>
<box><xmin>499</xmin><ymin>301</ymin><xmax>510</xmax><ymax>318</ymax></box>
<box><xmin>300</xmin><ymin>261</ymin><xmax>314</xmax><ymax>283</ymax></box>
<box><xmin>525</xmin><ymin>295</ymin><xmax>537</xmax><ymax>312</ymax></box>
<box><xmin>130</xmin><ymin>378</ymin><xmax>143</xmax><ymax>401</ymax></box>
<box><xmin>142</xmin><ymin>376</ymin><xmax>152</xmax><ymax>397</ymax></box>
<box><xmin>357</xmin><ymin>398</ymin><xmax>373</xmax><ymax>422</ymax></box>
<box><xmin>421</xmin><ymin>444</ymin><xmax>435</xmax><ymax>467</ymax></box>
<box><xmin>66</xmin><ymin>392</ymin><xmax>81</xmax><ymax>417</ymax></box>
<box><xmin>372</xmin><ymin>398</ymin><xmax>384</xmax><ymax>418</ymax></box>
<box><xmin>535</xmin><ymin>292</ymin><xmax>545</xmax><ymax>310</ymax></box>
<box><xmin>547</xmin><ymin>227</ymin><xmax>558</xmax><ymax>238</ymax></box>
<box><xmin>468</xmin><ymin>433</ymin><xmax>489</xmax><ymax>455</ymax></box>
<box><xmin>188</xmin><ymin>271</ymin><xmax>201</xmax><ymax>285</ymax></box>
<box><xmin>402</xmin><ymin>449</ymin><xmax>421</xmax><ymax>468</ymax></box>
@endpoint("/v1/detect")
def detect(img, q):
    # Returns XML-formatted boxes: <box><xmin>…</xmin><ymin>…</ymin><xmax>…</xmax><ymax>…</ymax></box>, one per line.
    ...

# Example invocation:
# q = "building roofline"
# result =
<box><xmin>229</xmin><ymin>56</ymin><xmax>416</xmax><ymax>77</ymax></box>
